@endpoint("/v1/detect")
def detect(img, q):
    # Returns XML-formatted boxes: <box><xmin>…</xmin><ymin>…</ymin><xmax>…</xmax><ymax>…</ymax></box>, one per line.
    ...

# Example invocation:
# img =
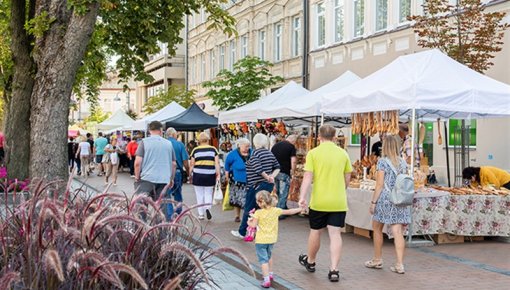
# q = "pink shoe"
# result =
<box><xmin>261</xmin><ymin>281</ymin><xmax>271</xmax><ymax>288</ymax></box>
<box><xmin>269</xmin><ymin>274</ymin><xmax>274</xmax><ymax>281</ymax></box>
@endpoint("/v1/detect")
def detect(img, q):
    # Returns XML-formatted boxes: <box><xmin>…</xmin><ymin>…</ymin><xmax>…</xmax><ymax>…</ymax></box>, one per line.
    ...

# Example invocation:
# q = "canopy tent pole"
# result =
<box><xmin>407</xmin><ymin>108</ymin><xmax>416</xmax><ymax>244</ymax></box>
<box><xmin>444</xmin><ymin>121</ymin><xmax>452</xmax><ymax>187</ymax></box>
<box><xmin>320</xmin><ymin>113</ymin><xmax>324</xmax><ymax>126</ymax></box>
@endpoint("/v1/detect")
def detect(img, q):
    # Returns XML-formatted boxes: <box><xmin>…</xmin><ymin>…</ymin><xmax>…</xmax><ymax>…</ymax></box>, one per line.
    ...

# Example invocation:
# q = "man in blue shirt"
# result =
<box><xmin>165</xmin><ymin>127</ymin><xmax>190</xmax><ymax>220</ymax></box>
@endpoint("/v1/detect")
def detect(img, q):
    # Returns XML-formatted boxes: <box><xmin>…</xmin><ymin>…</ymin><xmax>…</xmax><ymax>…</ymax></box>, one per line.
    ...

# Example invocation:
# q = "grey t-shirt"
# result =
<box><xmin>136</xmin><ymin>136</ymin><xmax>176</xmax><ymax>184</ymax></box>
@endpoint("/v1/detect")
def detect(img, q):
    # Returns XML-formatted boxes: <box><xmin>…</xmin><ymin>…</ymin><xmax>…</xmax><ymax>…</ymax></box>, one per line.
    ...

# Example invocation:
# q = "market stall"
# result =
<box><xmin>131</xmin><ymin>101</ymin><xmax>185</xmax><ymax>131</ymax></box>
<box><xmin>96</xmin><ymin>109</ymin><xmax>135</xmax><ymax>131</ymax></box>
<box><xmin>163</xmin><ymin>103</ymin><xmax>218</xmax><ymax>131</ymax></box>
<box><xmin>320</xmin><ymin>49</ymin><xmax>510</xmax><ymax>240</ymax></box>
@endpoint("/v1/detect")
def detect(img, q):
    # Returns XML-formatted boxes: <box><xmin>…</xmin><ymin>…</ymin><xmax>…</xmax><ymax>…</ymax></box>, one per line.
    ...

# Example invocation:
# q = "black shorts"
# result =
<box><xmin>308</xmin><ymin>209</ymin><xmax>346</xmax><ymax>230</ymax></box>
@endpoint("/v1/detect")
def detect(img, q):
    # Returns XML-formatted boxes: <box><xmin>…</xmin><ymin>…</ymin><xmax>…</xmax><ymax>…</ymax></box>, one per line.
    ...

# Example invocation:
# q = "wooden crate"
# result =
<box><xmin>343</xmin><ymin>225</ymin><xmax>354</xmax><ymax>233</ymax></box>
<box><xmin>465</xmin><ymin>236</ymin><xmax>485</xmax><ymax>242</ymax></box>
<box><xmin>353</xmin><ymin>227</ymin><xmax>372</xmax><ymax>239</ymax></box>
<box><xmin>433</xmin><ymin>234</ymin><xmax>464</xmax><ymax>244</ymax></box>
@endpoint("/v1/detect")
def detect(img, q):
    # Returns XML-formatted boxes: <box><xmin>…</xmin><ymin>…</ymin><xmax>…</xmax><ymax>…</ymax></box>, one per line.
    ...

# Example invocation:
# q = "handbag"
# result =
<box><xmin>222</xmin><ymin>183</ymin><xmax>234</xmax><ymax>211</ymax></box>
<box><xmin>213</xmin><ymin>180</ymin><xmax>223</xmax><ymax>205</ymax></box>
<box><xmin>384</xmin><ymin>158</ymin><xmax>415</xmax><ymax>206</ymax></box>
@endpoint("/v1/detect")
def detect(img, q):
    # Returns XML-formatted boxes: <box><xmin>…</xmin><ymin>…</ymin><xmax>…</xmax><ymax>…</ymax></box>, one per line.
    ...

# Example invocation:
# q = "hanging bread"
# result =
<box><xmin>418</xmin><ymin>122</ymin><xmax>426</xmax><ymax>145</ymax></box>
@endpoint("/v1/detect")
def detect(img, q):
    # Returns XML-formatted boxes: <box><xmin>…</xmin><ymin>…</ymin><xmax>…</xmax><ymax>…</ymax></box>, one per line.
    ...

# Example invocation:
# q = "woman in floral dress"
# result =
<box><xmin>365</xmin><ymin>135</ymin><xmax>411</xmax><ymax>274</ymax></box>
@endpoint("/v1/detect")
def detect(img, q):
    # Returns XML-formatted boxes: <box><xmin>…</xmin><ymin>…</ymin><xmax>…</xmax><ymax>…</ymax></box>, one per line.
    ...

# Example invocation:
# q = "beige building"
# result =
<box><xmin>307</xmin><ymin>0</ymin><xmax>510</xmax><ymax>183</ymax></box>
<box><xmin>187</xmin><ymin>0</ymin><xmax>305</xmax><ymax>113</ymax></box>
<box><xmin>135</xmin><ymin>39</ymin><xmax>186</xmax><ymax>116</ymax></box>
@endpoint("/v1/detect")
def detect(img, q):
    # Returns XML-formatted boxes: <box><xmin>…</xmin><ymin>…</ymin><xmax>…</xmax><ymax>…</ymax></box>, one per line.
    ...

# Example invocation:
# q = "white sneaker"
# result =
<box><xmin>231</xmin><ymin>230</ymin><xmax>245</xmax><ymax>239</ymax></box>
<box><xmin>198</xmin><ymin>215</ymin><xmax>205</xmax><ymax>220</ymax></box>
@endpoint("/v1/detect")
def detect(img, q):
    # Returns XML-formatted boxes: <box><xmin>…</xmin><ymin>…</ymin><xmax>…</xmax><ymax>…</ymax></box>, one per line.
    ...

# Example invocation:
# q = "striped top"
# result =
<box><xmin>246</xmin><ymin>148</ymin><xmax>280</xmax><ymax>188</ymax></box>
<box><xmin>191</xmin><ymin>145</ymin><xmax>218</xmax><ymax>187</ymax></box>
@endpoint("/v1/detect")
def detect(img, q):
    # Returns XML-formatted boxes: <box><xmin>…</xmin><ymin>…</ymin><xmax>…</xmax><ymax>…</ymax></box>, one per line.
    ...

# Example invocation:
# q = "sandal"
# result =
<box><xmin>234</xmin><ymin>216</ymin><xmax>241</xmax><ymax>222</ymax></box>
<box><xmin>364</xmin><ymin>259</ymin><xmax>383</xmax><ymax>269</ymax></box>
<box><xmin>328</xmin><ymin>270</ymin><xmax>340</xmax><ymax>282</ymax></box>
<box><xmin>390</xmin><ymin>264</ymin><xmax>405</xmax><ymax>274</ymax></box>
<box><xmin>298</xmin><ymin>254</ymin><xmax>316</xmax><ymax>273</ymax></box>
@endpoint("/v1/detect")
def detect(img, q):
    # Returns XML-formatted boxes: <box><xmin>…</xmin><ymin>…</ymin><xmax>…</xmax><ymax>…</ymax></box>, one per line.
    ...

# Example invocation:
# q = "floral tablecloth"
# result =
<box><xmin>346</xmin><ymin>188</ymin><xmax>510</xmax><ymax>237</ymax></box>
<box><xmin>413</xmin><ymin>195</ymin><xmax>510</xmax><ymax>236</ymax></box>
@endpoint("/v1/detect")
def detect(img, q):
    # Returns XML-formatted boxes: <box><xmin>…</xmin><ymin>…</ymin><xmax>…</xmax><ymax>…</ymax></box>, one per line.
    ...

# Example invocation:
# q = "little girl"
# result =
<box><xmin>247</xmin><ymin>190</ymin><xmax>303</xmax><ymax>288</ymax></box>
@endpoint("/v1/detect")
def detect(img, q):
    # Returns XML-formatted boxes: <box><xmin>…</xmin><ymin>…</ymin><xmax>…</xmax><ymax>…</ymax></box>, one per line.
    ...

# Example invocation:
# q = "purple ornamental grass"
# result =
<box><xmin>0</xmin><ymin>177</ymin><xmax>253</xmax><ymax>289</ymax></box>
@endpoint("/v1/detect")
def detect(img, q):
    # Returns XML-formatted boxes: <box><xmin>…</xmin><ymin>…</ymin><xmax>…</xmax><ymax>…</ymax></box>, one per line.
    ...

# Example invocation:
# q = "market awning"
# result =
<box><xmin>131</xmin><ymin>102</ymin><xmax>185</xmax><ymax>130</ymax></box>
<box><xmin>321</xmin><ymin>49</ymin><xmax>510</xmax><ymax>119</ymax></box>
<box><xmin>96</xmin><ymin>109</ymin><xmax>134</xmax><ymax>131</ymax></box>
<box><xmin>218</xmin><ymin>81</ymin><xmax>310</xmax><ymax>124</ymax></box>
<box><xmin>163</xmin><ymin>103</ymin><xmax>218</xmax><ymax>131</ymax></box>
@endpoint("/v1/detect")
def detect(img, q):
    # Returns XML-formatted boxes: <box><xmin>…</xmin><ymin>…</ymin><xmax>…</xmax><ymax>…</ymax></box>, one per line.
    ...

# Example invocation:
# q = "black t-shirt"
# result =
<box><xmin>271</xmin><ymin>141</ymin><xmax>297</xmax><ymax>176</ymax></box>
<box><xmin>68</xmin><ymin>141</ymin><xmax>76</xmax><ymax>158</ymax></box>
<box><xmin>371</xmin><ymin>141</ymin><xmax>382</xmax><ymax>157</ymax></box>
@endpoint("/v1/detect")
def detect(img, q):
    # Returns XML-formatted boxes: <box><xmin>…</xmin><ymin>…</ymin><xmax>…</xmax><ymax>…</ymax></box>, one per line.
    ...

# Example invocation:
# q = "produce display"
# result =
<box><xmin>351</xmin><ymin>110</ymin><xmax>400</xmax><ymax>136</ymax></box>
<box><xmin>430</xmin><ymin>185</ymin><xmax>510</xmax><ymax>196</ymax></box>
<box><xmin>351</xmin><ymin>155</ymin><xmax>379</xmax><ymax>181</ymax></box>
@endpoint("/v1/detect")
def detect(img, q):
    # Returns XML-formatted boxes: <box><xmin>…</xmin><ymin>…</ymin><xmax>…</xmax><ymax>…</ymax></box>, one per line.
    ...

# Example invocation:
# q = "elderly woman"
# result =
<box><xmin>231</xmin><ymin>133</ymin><xmax>280</xmax><ymax>239</ymax></box>
<box><xmin>190</xmin><ymin>132</ymin><xmax>220</xmax><ymax>220</ymax></box>
<box><xmin>225</xmin><ymin>138</ymin><xmax>252</xmax><ymax>222</ymax></box>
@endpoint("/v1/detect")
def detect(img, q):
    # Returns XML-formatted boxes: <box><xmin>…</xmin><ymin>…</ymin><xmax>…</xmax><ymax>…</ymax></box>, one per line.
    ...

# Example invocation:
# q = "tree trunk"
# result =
<box><xmin>5</xmin><ymin>0</ymin><xmax>36</xmax><ymax>180</ymax></box>
<box><xmin>29</xmin><ymin>2</ymin><xmax>99</xmax><ymax>181</ymax></box>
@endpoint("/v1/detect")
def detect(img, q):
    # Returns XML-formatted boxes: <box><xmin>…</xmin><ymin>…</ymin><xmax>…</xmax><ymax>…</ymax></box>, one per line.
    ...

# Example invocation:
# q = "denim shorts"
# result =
<box><xmin>255</xmin><ymin>243</ymin><xmax>274</xmax><ymax>264</ymax></box>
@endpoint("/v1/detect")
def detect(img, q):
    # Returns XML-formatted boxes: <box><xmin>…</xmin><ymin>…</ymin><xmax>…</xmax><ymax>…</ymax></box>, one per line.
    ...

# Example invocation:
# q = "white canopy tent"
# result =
<box><xmin>266</xmin><ymin>71</ymin><xmax>361</xmax><ymax>119</ymax></box>
<box><xmin>321</xmin><ymin>49</ymin><xmax>510</xmax><ymax>119</ymax></box>
<box><xmin>131</xmin><ymin>102</ymin><xmax>185</xmax><ymax>130</ymax></box>
<box><xmin>320</xmin><ymin>49</ymin><xmax>510</xmax><ymax>245</ymax></box>
<box><xmin>218</xmin><ymin>81</ymin><xmax>310</xmax><ymax>124</ymax></box>
<box><xmin>96</xmin><ymin>109</ymin><xmax>134</xmax><ymax>131</ymax></box>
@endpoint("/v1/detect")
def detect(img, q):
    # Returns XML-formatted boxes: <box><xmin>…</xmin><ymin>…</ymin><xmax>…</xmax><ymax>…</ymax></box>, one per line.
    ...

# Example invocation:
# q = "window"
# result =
<box><xmin>350</xmin><ymin>133</ymin><xmax>361</xmax><ymax>146</ymax></box>
<box><xmin>316</xmin><ymin>2</ymin><xmax>326</xmax><ymax>47</ymax></box>
<box><xmin>274</xmin><ymin>23</ymin><xmax>283</xmax><ymax>61</ymax></box>
<box><xmin>229</xmin><ymin>40</ymin><xmax>236</xmax><ymax>70</ymax></box>
<box><xmin>334</xmin><ymin>0</ymin><xmax>344</xmax><ymax>42</ymax></box>
<box><xmin>353</xmin><ymin>0</ymin><xmax>364</xmax><ymax>38</ymax></box>
<box><xmin>147</xmin><ymin>84</ymin><xmax>164</xmax><ymax>98</ymax></box>
<box><xmin>200</xmin><ymin>54</ymin><xmax>206</xmax><ymax>82</ymax></box>
<box><xmin>219</xmin><ymin>45</ymin><xmax>225</xmax><ymax>70</ymax></box>
<box><xmin>210</xmin><ymin>49</ymin><xmax>216</xmax><ymax>78</ymax></box>
<box><xmin>375</xmin><ymin>0</ymin><xmax>388</xmax><ymax>31</ymax></box>
<box><xmin>448</xmin><ymin>119</ymin><xmax>477</xmax><ymax>147</ymax></box>
<box><xmin>259</xmin><ymin>30</ymin><xmax>266</xmax><ymax>60</ymax></box>
<box><xmin>291</xmin><ymin>17</ymin><xmax>301</xmax><ymax>57</ymax></box>
<box><xmin>241</xmin><ymin>35</ymin><xmax>248</xmax><ymax>58</ymax></box>
<box><xmin>399</xmin><ymin>0</ymin><xmax>411</xmax><ymax>23</ymax></box>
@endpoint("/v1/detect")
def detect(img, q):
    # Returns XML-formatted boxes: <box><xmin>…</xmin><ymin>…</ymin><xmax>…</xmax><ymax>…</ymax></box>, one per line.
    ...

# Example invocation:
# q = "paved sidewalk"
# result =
<box><xmin>79</xmin><ymin>172</ymin><xmax>510</xmax><ymax>289</ymax></box>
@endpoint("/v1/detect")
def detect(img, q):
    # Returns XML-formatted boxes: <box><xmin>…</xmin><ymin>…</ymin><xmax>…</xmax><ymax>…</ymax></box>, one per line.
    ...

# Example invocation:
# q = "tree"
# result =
<box><xmin>126</xmin><ymin>108</ymin><xmax>138</xmax><ymax>120</ymax></box>
<box><xmin>3</xmin><ymin>0</ymin><xmax>235</xmax><ymax>181</ymax></box>
<box><xmin>84</xmin><ymin>106</ymin><xmax>110</xmax><ymax>124</ymax></box>
<box><xmin>143</xmin><ymin>85</ymin><xmax>196</xmax><ymax>114</ymax></box>
<box><xmin>409</xmin><ymin>0</ymin><xmax>509</xmax><ymax>73</ymax></box>
<box><xmin>203</xmin><ymin>56</ymin><xmax>284</xmax><ymax>110</ymax></box>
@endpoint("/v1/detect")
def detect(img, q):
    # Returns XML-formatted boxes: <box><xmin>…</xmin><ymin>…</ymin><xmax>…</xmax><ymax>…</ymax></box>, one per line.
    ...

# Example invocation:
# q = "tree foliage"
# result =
<box><xmin>0</xmin><ymin>0</ymin><xmax>11</xmax><ymax>105</ymax></box>
<box><xmin>84</xmin><ymin>106</ymin><xmax>110</xmax><ymax>124</ymax></box>
<box><xmin>126</xmin><ymin>108</ymin><xmax>138</xmax><ymax>120</ymax></box>
<box><xmin>143</xmin><ymin>85</ymin><xmax>196</xmax><ymax>114</ymax></box>
<box><xmin>203</xmin><ymin>56</ymin><xmax>284</xmax><ymax>110</ymax></box>
<box><xmin>409</xmin><ymin>0</ymin><xmax>509</xmax><ymax>72</ymax></box>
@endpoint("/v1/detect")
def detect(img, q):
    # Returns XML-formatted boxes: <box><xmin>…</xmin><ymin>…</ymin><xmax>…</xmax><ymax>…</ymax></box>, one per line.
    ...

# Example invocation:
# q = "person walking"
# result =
<box><xmin>126</xmin><ymin>137</ymin><xmax>139</xmax><ymax>177</ymax></box>
<box><xmin>165</xmin><ymin>127</ymin><xmax>190</xmax><ymax>220</ymax></box>
<box><xmin>190</xmin><ymin>132</ymin><xmax>220</xmax><ymax>220</ymax></box>
<box><xmin>225</xmin><ymin>138</ymin><xmax>251</xmax><ymax>222</ymax></box>
<box><xmin>134</xmin><ymin>121</ymin><xmax>176</xmax><ymax>200</ymax></box>
<box><xmin>86</xmin><ymin>133</ymin><xmax>95</xmax><ymax>174</ymax></box>
<box><xmin>298</xmin><ymin>125</ymin><xmax>352</xmax><ymax>282</ymax></box>
<box><xmin>68</xmin><ymin>137</ymin><xmax>77</xmax><ymax>173</ymax></box>
<box><xmin>271</xmin><ymin>135</ymin><xmax>297</xmax><ymax>213</ymax></box>
<box><xmin>365</xmin><ymin>135</ymin><xmax>410</xmax><ymax>274</ymax></box>
<box><xmin>248</xmin><ymin>190</ymin><xmax>303</xmax><ymax>288</ymax></box>
<box><xmin>94</xmin><ymin>132</ymin><xmax>108</xmax><ymax>176</ymax></box>
<box><xmin>104</xmin><ymin>138</ymin><xmax>120</xmax><ymax>186</ymax></box>
<box><xmin>231</xmin><ymin>133</ymin><xmax>280</xmax><ymax>239</ymax></box>
<box><xmin>75</xmin><ymin>136</ymin><xmax>91</xmax><ymax>176</ymax></box>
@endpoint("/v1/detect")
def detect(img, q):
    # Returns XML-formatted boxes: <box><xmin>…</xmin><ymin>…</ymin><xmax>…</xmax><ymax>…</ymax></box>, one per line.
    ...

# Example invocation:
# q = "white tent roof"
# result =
<box><xmin>218</xmin><ymin>81</ymin><xmax>310</xmax><ymax>124</ymax></box>
<box><xmin>96</xmin><ymin>109</ymin><xmax>134</xmax><ymax>131</ymax></box>
<box><xmin>131</xmin><ymin>102</ymin><xmax>186</xmax><ymax>130</ymax></box>
<box><xmin>321</xmin><ymin>49</ymin><xmax>510</xmax><ymax>119</ymax></box>
<box><xmin>264</xmin><ymin>71</ymin><xmax>361</xmax><ymax>119</ymax></box>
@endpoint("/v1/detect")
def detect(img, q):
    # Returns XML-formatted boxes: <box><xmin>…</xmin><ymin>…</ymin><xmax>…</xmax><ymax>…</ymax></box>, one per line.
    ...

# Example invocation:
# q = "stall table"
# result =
<box><xmin>346</xmin><ymin>188</ymin><xmax>510</xmax><ymax>237</ymax></box>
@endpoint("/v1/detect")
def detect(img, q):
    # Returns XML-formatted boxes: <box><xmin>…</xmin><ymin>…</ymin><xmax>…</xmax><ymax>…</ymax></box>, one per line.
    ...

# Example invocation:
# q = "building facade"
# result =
<box><xmin>307</xmin><ymin>0</ymin><xmax>510</xmax><ymax>182</ymax></box>
<box><xmin>187</xmin><ymin>0</ymin><xmax>305</xmax><ymax>113</ymax></box>
<box><xmin>135</xmin><ymin>39</ymin><xmax>186</xmax><ymax>116</ymax></box>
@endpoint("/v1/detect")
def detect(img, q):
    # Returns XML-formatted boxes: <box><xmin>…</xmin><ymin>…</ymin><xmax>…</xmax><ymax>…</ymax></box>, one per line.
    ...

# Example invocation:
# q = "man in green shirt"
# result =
<box><xmin>94</xmin><ymin>132</ymin><xmax>109</xmax><ymax>176</ymax></box>
<box><xmin>298</xmin><ymin>125</ymin><xmax>352</xmax><ymax>282</ymax></box>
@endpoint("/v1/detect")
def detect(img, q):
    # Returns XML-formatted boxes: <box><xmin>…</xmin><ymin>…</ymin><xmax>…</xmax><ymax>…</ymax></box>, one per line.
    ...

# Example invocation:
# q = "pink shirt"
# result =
<box><xmin>0</xmin><ymin>132</ymin><xmax>4</xmax><ymax>148</ymax></box>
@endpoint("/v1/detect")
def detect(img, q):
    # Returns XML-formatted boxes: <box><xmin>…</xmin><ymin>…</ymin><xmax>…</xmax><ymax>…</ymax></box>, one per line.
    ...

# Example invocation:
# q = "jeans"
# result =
<box><xmin>166</xmin><ymin>171</ymin><xmax>183</xmax><ymax>220</ymax></box>
<box><xmin>239</xmin><ymin>182</ymin><xmax>274</xmax><ymax>236</ymax></box>
<box><xmin>275</xmin><ymin>173</ymin><xmax>291</xmax><ymax>209</ymax></box>
<box><xmin>129</xmin><ymin>158</ymin><xmax>135</xmax><ymax>175</ymax></box>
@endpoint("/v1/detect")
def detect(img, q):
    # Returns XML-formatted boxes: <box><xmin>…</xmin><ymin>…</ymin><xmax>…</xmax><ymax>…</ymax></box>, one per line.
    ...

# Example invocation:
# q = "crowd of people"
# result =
<box><xmin>67</xmin><ymin>121</ymin><xmax>510</xmax><ymax>288</ymax></box>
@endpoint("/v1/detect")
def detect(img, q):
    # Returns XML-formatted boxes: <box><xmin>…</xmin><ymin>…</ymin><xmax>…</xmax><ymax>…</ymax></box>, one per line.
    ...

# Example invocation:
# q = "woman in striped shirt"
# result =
<box><xmin>190</xmin><ymin>132</ymin><xmax>220</xmax><ymax>220</ymax></box>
